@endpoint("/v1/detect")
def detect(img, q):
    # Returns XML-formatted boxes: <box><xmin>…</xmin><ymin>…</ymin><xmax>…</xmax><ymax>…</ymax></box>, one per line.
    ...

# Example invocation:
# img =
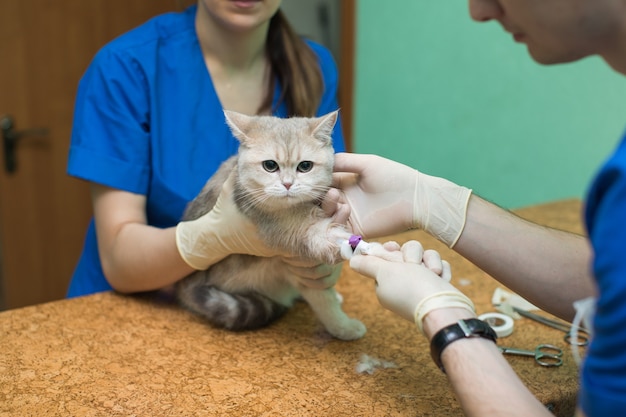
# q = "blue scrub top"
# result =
<box><xmin>579</xmin><ymin>128</ymin><xmax>626</xmax><ymax>416</ymax></box>
<box><xmin>66</xmin><ymin>5</ymin><xmax>345</xmax><ymax>297</ymax></box>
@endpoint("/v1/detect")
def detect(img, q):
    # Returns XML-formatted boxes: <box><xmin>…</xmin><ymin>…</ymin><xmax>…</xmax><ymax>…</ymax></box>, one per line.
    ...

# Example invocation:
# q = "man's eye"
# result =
<box><xmin>262</xmin><ymin>160</ymin><xmax>279</xmax><ymax>172</ymax></box>
<box><xmin>297</xmin><ymin>161</ymin><xmax>313</xmax><ymax>173</ymax></box>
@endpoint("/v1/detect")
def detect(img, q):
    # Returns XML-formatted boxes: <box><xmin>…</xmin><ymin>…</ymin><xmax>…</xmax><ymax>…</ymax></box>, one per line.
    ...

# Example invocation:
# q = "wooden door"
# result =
<box><xmin>0</xmin><ymin>0</ymin><xmax>184</xmax><ymax>310</ymax></box>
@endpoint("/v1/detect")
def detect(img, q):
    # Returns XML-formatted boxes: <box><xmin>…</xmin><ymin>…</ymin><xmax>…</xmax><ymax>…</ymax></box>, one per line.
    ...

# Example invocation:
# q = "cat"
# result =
<box><xmin>175</xmin><ymin>110</ymin><xmax>366</xmax><ymax>341</ymax></box>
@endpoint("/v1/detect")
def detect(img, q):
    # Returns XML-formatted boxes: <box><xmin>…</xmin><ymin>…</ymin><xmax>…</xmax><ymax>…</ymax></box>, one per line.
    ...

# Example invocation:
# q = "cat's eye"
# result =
<box><xmin>262</xmin><ymin>160</ymin><xmax>279</xmax><ymax>172</ymax></box>
<box><xmin>297</xmin><ymin>161</ymin><xmax>314</xmax><ymax>173</ymax></box>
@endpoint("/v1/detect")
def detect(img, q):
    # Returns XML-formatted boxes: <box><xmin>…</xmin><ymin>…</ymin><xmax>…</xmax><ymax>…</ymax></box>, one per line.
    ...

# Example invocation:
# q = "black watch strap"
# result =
<box><xmin>430</xmin><ymin>318</ymin><xmax>498</xmax><ymax>372</ymax></box>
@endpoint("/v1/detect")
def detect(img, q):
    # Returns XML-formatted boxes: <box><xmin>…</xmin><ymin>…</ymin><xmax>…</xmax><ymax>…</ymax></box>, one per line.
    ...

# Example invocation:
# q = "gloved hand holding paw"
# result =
<box><xmin>331</xmin><ymin>153</ymin><xmax>472</xmax><ymax>247</ymax></box>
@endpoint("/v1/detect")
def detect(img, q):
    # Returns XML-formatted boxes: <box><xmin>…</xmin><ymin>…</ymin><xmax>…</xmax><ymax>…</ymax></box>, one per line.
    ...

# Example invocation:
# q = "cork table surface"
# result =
<box><xmin>1</xmin><ymin>199</ymin><xmax>585</xmax><ymax>417</ymax></box>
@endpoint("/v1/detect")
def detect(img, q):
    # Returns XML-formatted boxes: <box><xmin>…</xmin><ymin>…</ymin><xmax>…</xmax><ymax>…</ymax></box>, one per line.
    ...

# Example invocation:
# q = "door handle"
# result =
<box><xmin>1</xmin><ymin>115</ymin><xmax>49</xmax><ymax>174</ymax></box>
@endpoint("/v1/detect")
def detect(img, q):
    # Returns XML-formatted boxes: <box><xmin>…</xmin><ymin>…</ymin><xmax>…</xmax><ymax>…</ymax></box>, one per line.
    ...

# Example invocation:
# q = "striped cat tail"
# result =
<box><xmin>177</xmin><ymin>279</ymin><xmax>288</xmax><ymax>331</ymax></box>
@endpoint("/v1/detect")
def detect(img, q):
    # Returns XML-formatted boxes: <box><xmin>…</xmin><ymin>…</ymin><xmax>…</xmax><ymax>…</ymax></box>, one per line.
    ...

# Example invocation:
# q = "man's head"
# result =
<box><xmin>468</xmin><ymin>0</ymin><xmax>626</xmax><ymax>69</ymax></box>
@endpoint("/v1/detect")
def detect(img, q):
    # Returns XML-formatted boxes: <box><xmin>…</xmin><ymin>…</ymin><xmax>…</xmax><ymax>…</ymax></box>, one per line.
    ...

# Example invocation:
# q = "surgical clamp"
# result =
<box><xmin>513</xmin><ymin>307</ymin><xmax>590</xmax><ymax>346</ymax></box>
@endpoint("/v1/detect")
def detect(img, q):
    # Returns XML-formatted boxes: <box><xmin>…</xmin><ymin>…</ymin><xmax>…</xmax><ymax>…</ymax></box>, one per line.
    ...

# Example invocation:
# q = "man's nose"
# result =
<box><xmin>468</xmin><ymin>0</ymin><xmax>503</xmax><ymax>22</ymax></box>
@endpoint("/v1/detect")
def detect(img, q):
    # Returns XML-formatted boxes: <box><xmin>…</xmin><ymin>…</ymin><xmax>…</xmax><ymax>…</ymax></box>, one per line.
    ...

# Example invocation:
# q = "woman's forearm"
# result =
<box><xmin>91</xmin><ymin>185</ymin><xmax>195</xmax><ymax>293</ymax></box>
<box><xmin>99</xmin><ymin>224</ymin><xmax>195</xmax><ymax>293</ymax></box>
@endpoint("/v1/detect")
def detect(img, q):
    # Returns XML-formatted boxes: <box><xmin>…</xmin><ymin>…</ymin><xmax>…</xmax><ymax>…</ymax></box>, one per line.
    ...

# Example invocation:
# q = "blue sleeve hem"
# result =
<box><xmin>67</xmin><ymin>145</ymin><xmax>150</xmax><ymax>194</ymax></box>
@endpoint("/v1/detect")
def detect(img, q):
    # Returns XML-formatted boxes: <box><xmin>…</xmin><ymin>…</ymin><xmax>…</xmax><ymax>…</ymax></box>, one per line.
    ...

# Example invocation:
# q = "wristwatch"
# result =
<box><xmin>430</xmin><ymin>318</ymin><xmax>498</xmax><ymax>372</ymax></box>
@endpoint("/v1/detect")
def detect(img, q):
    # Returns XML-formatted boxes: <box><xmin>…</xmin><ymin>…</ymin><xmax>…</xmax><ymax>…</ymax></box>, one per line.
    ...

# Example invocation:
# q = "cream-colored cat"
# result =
<box><xmin>175</xmin><ymin>110</ymin><xmax>366</xmax><ymax>340</ymax></box>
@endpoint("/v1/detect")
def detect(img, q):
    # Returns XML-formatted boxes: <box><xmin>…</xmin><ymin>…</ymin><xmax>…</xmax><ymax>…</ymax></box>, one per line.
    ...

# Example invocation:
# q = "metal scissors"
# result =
<box><xmin>513</xmin><ymin>307</ymin><xmax>590</xmax><ymax>346</ymax></box>
<box><xmin>499</xmin><ymin>344</ymin><xmax>563</xmax><ymax>367</ymax></box>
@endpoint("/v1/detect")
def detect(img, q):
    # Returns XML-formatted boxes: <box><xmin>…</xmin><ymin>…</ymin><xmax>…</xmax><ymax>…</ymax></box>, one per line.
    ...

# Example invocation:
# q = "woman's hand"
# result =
<box><xmin>283</xmin><ymin>257</ymin><xmax>343</xmax><ymax>290</ymax></box>
<box><xmin>176</xmin><ymin>171</ymin><xmax>289</xmax><ymax>270</ymax></box>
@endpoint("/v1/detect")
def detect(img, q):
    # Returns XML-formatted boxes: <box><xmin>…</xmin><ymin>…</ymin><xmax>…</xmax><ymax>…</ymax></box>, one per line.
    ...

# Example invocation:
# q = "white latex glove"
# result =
<box><xmin>176</xmin><ymin>172</ymin><xmax>287</xmax><ymax>270</ymax></box>
<box><xmin>373</xmin><ymin>240</ymin><xmax>452</xmax><ymax>281</ymax></box>
<box><xmin>283</xmin><ymin>257</ymin><xmax>343</xmax><ymax>290</ymax></box>
<box><xmin>331</xmin><ymin>153</ymin><xmax>472</xmax><ymax>247</ymax></box>
<box><xmin>350</xmin><ymin>240</ymin><xmax>469</xmax><ymax>324</ymax></box>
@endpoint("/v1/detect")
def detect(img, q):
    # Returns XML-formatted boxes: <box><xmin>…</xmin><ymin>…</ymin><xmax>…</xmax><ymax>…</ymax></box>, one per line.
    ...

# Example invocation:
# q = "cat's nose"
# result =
<box><xmin>283</xmin><ymin>182</ymin><xmax>292</xmax><ymax>190</ymax></box>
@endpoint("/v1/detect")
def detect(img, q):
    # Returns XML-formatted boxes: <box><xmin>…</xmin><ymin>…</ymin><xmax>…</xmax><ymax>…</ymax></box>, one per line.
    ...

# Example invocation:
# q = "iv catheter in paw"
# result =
<box><xmin>340</xmin><ymin>235</ymin><xmax>371</xmax><ymax>260</ymax></box>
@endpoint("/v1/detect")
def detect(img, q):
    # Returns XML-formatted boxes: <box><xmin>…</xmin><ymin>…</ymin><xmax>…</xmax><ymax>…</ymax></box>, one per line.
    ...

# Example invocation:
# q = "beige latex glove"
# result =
<box><xmin>176</xmin><ymin>172</ymin><xmax>287</xmax><ymax>270</ymax></box>
<box><xmin>372</xmin><ymin>240</ymin><xmax>452</xmax><ymax>281</ymax></box>
<box><xmin>350</xmin><ymin>240</ymin><xmax>472</xmax><ymax>325</ymax></box>
<box><xmin>331</xmin><ymin>153</ymin><xmax>472</xmax><ymax>247</ymax></box>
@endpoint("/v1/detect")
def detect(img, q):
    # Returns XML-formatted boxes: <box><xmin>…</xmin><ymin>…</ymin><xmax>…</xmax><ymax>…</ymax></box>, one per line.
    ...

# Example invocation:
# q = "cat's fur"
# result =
<box><xmin>175</xmin><ymin>110</ymin><xmax>366</xmax><ymax>340</ymax></box>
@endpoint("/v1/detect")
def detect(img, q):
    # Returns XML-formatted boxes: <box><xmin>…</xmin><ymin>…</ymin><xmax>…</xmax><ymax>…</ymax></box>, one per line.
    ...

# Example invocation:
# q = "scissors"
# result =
<box><xmin>513</xmin><ymin>307</ymin><xmax>590</xmax><ymax>346</ymax></box>
<box><xmin>499</xmin><ymin>344</ymin><xmax>563</xmax><ymax>367</ymax></box>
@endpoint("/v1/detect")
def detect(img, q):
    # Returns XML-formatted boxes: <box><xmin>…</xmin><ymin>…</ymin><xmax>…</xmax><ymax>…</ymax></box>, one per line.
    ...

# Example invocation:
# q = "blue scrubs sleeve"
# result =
<box><xmin>68</xmin><ymin>48</ymin><xmax>151</xmax><ymax>194</ymax></box>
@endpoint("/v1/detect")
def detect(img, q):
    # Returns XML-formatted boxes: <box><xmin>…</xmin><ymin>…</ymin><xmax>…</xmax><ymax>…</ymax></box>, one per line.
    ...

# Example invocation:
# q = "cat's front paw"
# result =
<box><xmin>323</xmin><ymin>227</ymin><xmax>352</xmax><ymax>264</ymax></box>
<box><xmin>326</xmin><ymin>317</ymin><xmax>367</xmax><ymax>341</ymax></box>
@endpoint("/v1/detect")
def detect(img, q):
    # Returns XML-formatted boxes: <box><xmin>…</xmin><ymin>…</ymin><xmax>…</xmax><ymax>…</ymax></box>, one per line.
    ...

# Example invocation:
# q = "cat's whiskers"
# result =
<box><xmin>236</xmin><ymin>189</ymin><xmax>274</xmax><ymax>212</ymax></box>
<box><xmin>303</xmin><ymin>184</ymin><xmax>331</xmax><ymax>201</ymax></box>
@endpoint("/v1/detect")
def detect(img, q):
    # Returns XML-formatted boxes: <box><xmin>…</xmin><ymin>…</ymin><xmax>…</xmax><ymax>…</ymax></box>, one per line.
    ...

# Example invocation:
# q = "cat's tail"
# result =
<box><xmin>177</xmin><ymin>279</ymin><xmax>288</xmax><ymax>331</ymax></box>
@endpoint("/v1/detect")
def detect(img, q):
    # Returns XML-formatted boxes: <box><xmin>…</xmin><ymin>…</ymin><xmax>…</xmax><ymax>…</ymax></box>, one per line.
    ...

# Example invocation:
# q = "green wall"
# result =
<box><xmin>352</xmin><ymin>2</ymin><xmax>626</xmax><ymax>209</ymax></box>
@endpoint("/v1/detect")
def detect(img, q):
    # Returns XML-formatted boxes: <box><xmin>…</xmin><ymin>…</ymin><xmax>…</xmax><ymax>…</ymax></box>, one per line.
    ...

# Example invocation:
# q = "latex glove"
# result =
<box><xmin>321</xmin><ymin>187</ymin><xmax>352</xmax><ymax>225</ymax></box>
<box><xmin>283</xmin><ymin>257</ymin><xmax>343</xmax><ymax>290</ymax></box>
<box><xmin>374</xmin><ymin>240</ymin><xmax>452</xmax><ymax>281</ymax></box>
<box><xmin>176</xmin><ymin>172</ymin><xmax>287</xmax><ymax>270</ymax></box>
<box><xmin>350</xmin><ymin>240</ymin><xmax>469</xmax><ymax>324</ymax></box>
<box><xmin>331</xmin><ymin>153</ymin><xmax>472</xmax><ymax>247</ymax></box>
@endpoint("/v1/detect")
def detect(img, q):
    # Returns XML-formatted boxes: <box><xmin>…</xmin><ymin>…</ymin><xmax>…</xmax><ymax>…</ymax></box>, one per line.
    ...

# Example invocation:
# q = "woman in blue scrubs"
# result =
<box><xmin>67</xmin><ymin>0</ymin><xmax>346</xmax><ymax>297</ymax></box>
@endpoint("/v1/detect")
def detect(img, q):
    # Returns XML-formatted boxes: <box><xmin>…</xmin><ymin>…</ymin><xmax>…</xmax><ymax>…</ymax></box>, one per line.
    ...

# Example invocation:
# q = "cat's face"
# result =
<box><xmin>225</xmin><ymin>111</ymin><xmax>338</xmax><ymax>212</ymax></box>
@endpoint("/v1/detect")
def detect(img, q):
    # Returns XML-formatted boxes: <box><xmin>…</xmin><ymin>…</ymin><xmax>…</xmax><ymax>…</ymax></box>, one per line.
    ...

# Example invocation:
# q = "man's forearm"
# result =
<box><xmin>454</xmin><ymin>196</ymin><xmax>596</xmax><ymax>321</ymax></box>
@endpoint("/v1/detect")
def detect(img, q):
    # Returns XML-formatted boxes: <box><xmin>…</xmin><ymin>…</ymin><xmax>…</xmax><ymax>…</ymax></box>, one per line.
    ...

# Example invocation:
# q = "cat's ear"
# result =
<box><xmin>310</xmin><ymin>110</ymin><xmax>338</xmax><ymax>145</ymax></box>
<box><xmin>224</xmin><ymin>110</ymin><xmax>253</xmax><ymax>144</ymax></box>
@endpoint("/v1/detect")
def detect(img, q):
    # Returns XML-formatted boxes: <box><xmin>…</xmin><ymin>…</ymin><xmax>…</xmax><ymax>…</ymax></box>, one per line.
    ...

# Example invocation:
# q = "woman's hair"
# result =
<box><xmin>261</xmin><ymin>10</ymin><xmax>324</xmax><ymax>117</ymax></box>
